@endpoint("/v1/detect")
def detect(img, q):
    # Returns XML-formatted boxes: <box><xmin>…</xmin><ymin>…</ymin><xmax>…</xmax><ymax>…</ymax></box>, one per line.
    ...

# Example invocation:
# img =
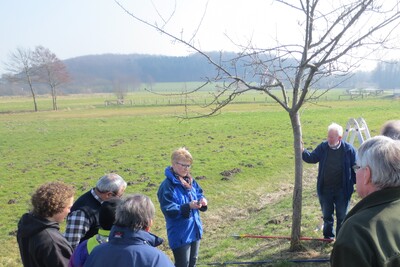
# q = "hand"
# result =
<box><xmin>189</xmin><ymin>200</ymin><xmax>201</xmax><ymax>209</ymax></box>
<box><xmin>199</xmin><ymin>197</ymin><xmax>207</xmax><ymax>206</ymax></box>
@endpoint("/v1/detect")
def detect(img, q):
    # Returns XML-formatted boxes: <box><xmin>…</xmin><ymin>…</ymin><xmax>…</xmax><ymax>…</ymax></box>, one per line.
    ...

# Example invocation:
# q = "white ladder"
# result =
<box><xmin>343</xmin><ymin>117</ymin><xmax>371</xmax><ymax>147</ymax></box>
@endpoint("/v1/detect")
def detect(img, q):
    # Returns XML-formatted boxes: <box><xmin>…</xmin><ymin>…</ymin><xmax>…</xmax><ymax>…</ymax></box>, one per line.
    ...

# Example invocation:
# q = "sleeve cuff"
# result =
<box><xmin>181</xmin><ymin>203</ymin><xmax>191</xmax><ymax>218</ymax></box>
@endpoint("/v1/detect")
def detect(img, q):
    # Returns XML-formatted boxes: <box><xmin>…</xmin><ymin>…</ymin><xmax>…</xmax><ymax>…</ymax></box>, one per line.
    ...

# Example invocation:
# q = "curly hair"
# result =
<box><xmin>31</xmin><ymin>182</ymin><xmax>75</xmax><ymax>218</ymax></box>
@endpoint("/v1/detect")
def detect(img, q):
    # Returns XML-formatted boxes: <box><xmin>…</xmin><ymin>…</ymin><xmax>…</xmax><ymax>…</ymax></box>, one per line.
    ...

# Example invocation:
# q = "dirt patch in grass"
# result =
<box><xmin>200</xmin><ymin>165</ymin><xmax>332</xmax><ymax>266</ymax></box>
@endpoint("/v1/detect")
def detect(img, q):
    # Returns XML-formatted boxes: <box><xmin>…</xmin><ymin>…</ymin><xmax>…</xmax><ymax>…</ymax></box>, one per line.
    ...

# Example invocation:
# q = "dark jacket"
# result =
<box><xmin>302</xmin><ymin>140</ymin><xmax>357</xmax><ymax>200</ymax></box>
<box><xmin>83</xmin><ymin>226</ymin><xmax>174</xmax><ymax>267</ymax></box>
<box><xmin>68</xmin><ymin>229</ymin><xmax>110</xmax><ymax>267</ymax></box>
<box><xmin>17</xmin><ymin>213</ymin><xmax>73</xmax><ymax>267</ymax></box>
<box><xmin>331</xmin><ymin>186</ymin><xmax>400</xmax><ymax>266</ymax></box>
<box><xmin>69</xmin><ymin>189</ymin><xmax>102</xmax><ymax>242</ymax></box>
<box><xmin>157</xmin><ymin>166</ymin><xmax>206</xmax><ymax>250</ymax></box>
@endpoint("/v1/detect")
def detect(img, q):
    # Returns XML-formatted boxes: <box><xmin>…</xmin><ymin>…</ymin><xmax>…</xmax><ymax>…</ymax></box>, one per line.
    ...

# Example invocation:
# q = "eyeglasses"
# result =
<box><xmin>176</xmin><ymin>162</ymin><xmax>191</xmax><ymax>168</ymax></box>
<box><xmin>111</xmin><ymin>191</ymin><xmax>123</xmax><ymax>198</ymax></box>
<box><xmin>352</xmin><ymin>165</ymin><xmax>362</xmax><ymax>172</ymax></box>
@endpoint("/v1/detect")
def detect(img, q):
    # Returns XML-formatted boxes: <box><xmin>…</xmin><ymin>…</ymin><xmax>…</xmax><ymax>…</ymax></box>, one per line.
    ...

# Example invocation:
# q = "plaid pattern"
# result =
<box><xmin>64</xmin><ymin>209</ymin><xmax>90</xmax><ymax>249</ymax></box>
<box><xmin>65</xmin><ymin>189</ymin><xmax>102</xmax><ymax>249</ymax></box>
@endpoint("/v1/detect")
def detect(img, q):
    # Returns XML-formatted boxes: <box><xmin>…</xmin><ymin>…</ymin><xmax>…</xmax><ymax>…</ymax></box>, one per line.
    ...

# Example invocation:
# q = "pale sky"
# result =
<box><xmin>1</xmin><ymin>0</ymin><xmax>399</xmax><ymax>75</ymax></box>
<box><xmin>0</xmin><ymin>0</ymin><xmax>301</xmax><ymax>74</ymax></box>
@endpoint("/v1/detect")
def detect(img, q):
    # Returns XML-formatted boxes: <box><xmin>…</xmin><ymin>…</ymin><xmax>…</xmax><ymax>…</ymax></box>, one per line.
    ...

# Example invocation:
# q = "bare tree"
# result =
<box><xmin>112</xmin><ymin>78</ymin><xmax>127</xmax><ymax>103</ymax></box>
<box><xmin>33</xmin><ymin>46</ymin><xmax>69</xmax><ymax>111</ymax></box>
<box><xmin>117</xmin><ymin>0</ymin><xmax>400</xmax><ymax>250</ymax></box>
<box><xmin>3</xmin><ymin>47</ymin><xmax>39</xmax><ymax>111</ymax></box>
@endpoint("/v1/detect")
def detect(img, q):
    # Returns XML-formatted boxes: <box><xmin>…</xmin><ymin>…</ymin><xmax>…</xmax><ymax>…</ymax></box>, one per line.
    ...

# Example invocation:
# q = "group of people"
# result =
<box><xmin>16</xmin><ymin>119</ymin><xmax>400</xmax><ymax>267</ymax></box>
<box><xmin>302</xmin><ymin>120</ymin><xmax>400</xmax><ymax>266</ymax></box>
<box><xmin>17</xmin><ymin>147</ymin><xmax>207</xmax><ymax>267</ymax></box>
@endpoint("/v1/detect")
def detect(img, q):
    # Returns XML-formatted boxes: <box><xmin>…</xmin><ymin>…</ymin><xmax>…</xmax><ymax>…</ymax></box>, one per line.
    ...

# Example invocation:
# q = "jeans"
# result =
<box><xmin>318</xmin><ymin>187</ymin><xmax>350</xmax><ymax>238</ymax></box>
<box><xmin>172</xmin><ymin>240</ymin><xmax>200</xmax><ymax>267</ymax></box>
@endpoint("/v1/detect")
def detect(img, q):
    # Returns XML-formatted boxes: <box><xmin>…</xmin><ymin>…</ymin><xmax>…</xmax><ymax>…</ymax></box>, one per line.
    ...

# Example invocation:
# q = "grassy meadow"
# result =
<box><xmin>0</xmin><ymin>88</ymin><xmax>399</xmax><ymax>266</ymax></box>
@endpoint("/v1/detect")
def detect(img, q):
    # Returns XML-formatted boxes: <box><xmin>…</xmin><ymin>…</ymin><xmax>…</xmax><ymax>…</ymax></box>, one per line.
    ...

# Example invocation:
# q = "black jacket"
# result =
<box><xmin>17</xmin><ymin>213</ymin><xmax>73</xmax><ymax>267</ymax></box>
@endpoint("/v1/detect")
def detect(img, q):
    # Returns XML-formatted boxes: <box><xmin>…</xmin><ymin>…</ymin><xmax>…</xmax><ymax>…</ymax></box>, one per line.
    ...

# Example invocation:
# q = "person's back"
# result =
<box><xmin>333</xmin><ymin>190</ymin><xmax>400</xmax><ymax>266</ymax></box>
<box><xmin>83</xmin><ymin>225</ymin><xmax>173</xmax><ymax>267</ymax></box>
<box><xmin>69</xmin><ymin>199</ymin><xmax>121</xmax><ymax>267</ymax></box>
<box><xmin>65</xmin><ymin>173</ymin><xmax>126</xmax><ymax>249</ymax></box>
<box><xmin>83</xmin><ymin>194</ymin><xmax>174</xmax><ymax>267</ymax></box>
<box><xmin>331</xmin><ymin>136</ymin><xmax>400</xmax><ymax>266</ymax></box>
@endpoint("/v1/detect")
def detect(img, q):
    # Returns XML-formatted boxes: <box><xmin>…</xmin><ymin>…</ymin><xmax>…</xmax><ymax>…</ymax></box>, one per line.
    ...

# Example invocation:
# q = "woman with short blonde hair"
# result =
<box><xmin>158</xmin><ymin>147</ymin><xmax>208</xmax><ymax>267</ymax></box>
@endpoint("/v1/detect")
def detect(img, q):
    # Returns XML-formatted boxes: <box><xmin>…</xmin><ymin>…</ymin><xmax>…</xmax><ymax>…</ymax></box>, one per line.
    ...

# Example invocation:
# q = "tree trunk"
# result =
<box><xmin>51</xmin><ymin>86</ymin><xmax>58</xmax><ymax>111</ymax></box>
<box><xmin>31</xmin><ymin>88</ymin><xmax>38</xmax><ymax>112</ymax></box>
<box><xmin>27</xmin><ymin>79</ymin><xmax>38</xmax><ymax>112</ymax></box>
<box><xmin>289</xmin><ymin>110</ymin><xmax>304</xmax><ymax>251</ymax></box>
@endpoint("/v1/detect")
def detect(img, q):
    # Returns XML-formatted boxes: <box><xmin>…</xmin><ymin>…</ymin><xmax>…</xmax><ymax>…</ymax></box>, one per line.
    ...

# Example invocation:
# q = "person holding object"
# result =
<box><xmin>331</xmin><ymin>136</ymin><xmax>400</xmax><ymax>266</ymax></box>
<box><xmin>65</xmin><ymin>173</ymin><xmax>126</xmax><ymax>249</ymax></box>
<box><xmin>302</xmin><ymin>122</ymin><xmax>357</xmax><ymax>239</ymax></box>
<box><xmin>17</xmin><ymin>182</ymin><xmax>75</xmax><ymax>267</ymax></box>
<box><xmin>83</xmin><ymin>194</ymin><xmax>174</xmax><ymax>267</ymax></box>
<box><xmin>157</xmin><ymin>147</ymin><xmax>208</xmax><ymax>267</ymax></box>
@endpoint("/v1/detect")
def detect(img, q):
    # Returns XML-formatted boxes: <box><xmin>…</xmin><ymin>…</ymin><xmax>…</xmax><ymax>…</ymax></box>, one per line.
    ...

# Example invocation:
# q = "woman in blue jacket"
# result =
<box><xmin>158</xmin><ymin>147</ymin><xmax>208</xmax><ymax>267</ymax></box>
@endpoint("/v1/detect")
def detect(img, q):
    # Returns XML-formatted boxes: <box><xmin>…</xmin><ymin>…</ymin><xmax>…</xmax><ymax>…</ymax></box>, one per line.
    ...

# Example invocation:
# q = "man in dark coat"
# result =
<box><xmin>302</xmin><ymin>122</ymin><xmax>357</xmax><ymax>239</ymax></box>
<box><xmin>65</xmin><ymin>173</ymin><xmax>126</xmax><ymax>249</ymax></box>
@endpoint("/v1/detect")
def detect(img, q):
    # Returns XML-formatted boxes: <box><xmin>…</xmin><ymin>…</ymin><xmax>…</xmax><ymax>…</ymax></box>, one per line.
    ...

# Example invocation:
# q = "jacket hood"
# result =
<box><xmin>18</xmin><ymin>213</ymin><xmax>59</xmax><ymax>238</ymax></box>
<box><xmin>164</xmin><ymin>166</ymin><xmax>181</xmax><ymax>185</ymax></box>
<box><xmin>109</xmin><ymin>225</ymin><xmax>164</xmax><ymax>247</ymax></box>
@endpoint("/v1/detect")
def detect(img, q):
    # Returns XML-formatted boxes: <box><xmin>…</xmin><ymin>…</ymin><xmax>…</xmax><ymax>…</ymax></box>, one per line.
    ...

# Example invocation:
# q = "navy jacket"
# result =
<box><xmin>83</xmin><ymin>226</ymin><xmax>174</xmax><ymax>267</ymax></box>
<box><xmin>302</xmin><ymin>140</ymin><xmax>357</xmax><ymax>200</ymax></box>
<box><xmin>157</xmin><ymin>166</ymin><xmax>206</xmax><ymax>250</ymax></box>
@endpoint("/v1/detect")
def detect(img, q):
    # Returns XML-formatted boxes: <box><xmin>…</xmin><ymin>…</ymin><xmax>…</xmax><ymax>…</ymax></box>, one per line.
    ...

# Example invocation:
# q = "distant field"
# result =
<box><xmin>0</xmin><ymin>91</ymin><xmax>398</xmax><ymax>267</ymax></box>
<box><xmin>0</xmin><ymin>84</ymin><xmax>391</xmax><ymax>113</ymax></box>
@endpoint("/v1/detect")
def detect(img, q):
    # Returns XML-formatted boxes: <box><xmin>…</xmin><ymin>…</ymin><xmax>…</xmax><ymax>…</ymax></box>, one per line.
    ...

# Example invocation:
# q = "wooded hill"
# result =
<box><xmin>1</xmin><ymin>51</ymin><xmax>399</xmax><ymax>96</ymax></box>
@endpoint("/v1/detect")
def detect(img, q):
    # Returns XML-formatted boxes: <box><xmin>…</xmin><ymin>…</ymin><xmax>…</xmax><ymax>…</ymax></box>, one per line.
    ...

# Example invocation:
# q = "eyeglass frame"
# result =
<box><xmin>352</xmin><ymin>165</ymin><xmax>365</xmax><ymax>173</ymax></box>
<box><xmin>175</xmin><ymin>162</ymin><xmax>192</xmax><ymax>169</ymax></box>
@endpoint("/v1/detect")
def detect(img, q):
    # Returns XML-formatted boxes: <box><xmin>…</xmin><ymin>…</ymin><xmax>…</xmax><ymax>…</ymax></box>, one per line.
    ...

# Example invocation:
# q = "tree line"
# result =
<box><xmin>1</xmin><ymin>48</ymin><xmax>400</xmax><ymax>112</ymax></box>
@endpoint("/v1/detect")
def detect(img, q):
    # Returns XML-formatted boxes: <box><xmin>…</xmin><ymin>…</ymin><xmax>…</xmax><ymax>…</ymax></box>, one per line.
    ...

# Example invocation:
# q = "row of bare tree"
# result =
<box><xmin>4</xmin><ymin>46</ymin><xmax>69</xmax><ymax>111</ymax></box>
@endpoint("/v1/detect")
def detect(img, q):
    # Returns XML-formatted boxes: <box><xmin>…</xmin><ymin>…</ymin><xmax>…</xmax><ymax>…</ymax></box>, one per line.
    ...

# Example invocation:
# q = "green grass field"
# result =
<box><xmin>0</xmin><ymin>90</ymin><xmax>398</xmax><ymax>266</ymax></box>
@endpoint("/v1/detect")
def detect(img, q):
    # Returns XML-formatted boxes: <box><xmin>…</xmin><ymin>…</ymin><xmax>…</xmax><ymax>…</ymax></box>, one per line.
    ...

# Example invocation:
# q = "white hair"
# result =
<box><xmin>328</xmin><ymin>122</ymin><xmax>343</xmax><ymax>137</ymax></box>
<box><xmin>357</xmin><ymin>136</ymin><xmax>400</xmax><ymax>190</ymax></box>
<box><xmin>96</xmin><ymin>173</ymin><xmax>127</xmax><ymax>194</ymax></box>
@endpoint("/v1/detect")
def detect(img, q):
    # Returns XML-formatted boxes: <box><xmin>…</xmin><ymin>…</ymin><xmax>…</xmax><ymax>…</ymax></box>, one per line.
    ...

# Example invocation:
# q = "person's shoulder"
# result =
<box><xmin>314</xmin><ymin>141</ymin><xmax>328</xmax><ymax>150</ymax></box>
<box><xmin>342</xmin><ymin>141</ymin><xmax>357</xmax><ymax>151</ymax></box>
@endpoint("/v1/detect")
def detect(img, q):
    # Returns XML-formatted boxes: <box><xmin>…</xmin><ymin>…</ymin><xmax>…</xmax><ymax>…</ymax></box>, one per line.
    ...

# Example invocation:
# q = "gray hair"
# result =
<box><xmin>96</xmin><ymin>173</ymin><xmax>127</xmax><ymax>194</ymax></box>
<box><xmin>357</xmin><ymin>136</ymin><xmax>400</xmax><ymax>190</ymax></box>
<box><xmin>328</xmin><ymin>122</ymin><xmax>343</xmax><ymax>137</ymax></box>
<box><xmin>115</xmin><ymin>194</ymin><xmax>155</xmax><ymax>231</ymax></box>
<box><xmin>381</xmin><ymin>120</ymin><xmax>400</xmax><ymax>140</ymax></box>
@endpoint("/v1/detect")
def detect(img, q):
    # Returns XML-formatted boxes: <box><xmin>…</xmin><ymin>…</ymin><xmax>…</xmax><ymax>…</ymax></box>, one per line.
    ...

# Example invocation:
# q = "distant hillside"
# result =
<box><xmin>2</xmin><ymin>51</ymin><xmax>390</xmax><ymax>96</ymax></box>
<box><xmin>63</xmin><ymin>52</ymin><xmax>227</xmax><ymax>93</ymax></box>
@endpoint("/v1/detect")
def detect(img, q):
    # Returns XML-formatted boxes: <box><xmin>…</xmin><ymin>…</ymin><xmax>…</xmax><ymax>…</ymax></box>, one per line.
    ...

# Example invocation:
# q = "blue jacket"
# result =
<box><xmin>157</xmin><ymin>167</ymin><xmax>206</xmax><ymax>250</ymax></box>
<box><xmin>83</xmin><ymin>226</ymin><xmax>174</xmax><ymax>267</ymax></box>
<box><xmin>302</xmin><ymin>140</ymin><xmax>357</xmax><ymax>201</ymax></box>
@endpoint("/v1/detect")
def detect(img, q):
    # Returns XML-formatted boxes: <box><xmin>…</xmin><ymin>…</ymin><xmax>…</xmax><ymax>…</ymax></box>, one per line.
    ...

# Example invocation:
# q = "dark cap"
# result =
<box><xmin>99</xmin><ymin>198</ymin><xmax>121</xmax><ymax>230</ymax></box>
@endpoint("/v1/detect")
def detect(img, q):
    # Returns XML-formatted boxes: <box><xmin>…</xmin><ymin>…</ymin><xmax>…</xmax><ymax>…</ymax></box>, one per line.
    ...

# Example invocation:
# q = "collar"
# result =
<box><xmin>91</xmin><ymin>188</ymin><xmax>104</xmax><ymax>204</ymax></box>
<box><xmin>345</xmin><ymin>186</ymin><xmax>400</xmax><ymax>221</ymax></box>
<box><xmin>329</xmin><ymin>141</ymin><xmax>342</xmax><ymax>150</ymax></box>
